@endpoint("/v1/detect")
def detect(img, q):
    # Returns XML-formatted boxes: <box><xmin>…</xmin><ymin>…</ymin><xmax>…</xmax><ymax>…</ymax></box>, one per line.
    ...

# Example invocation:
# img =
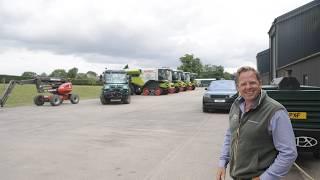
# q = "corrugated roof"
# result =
<box><xmin>269</xmin><ymin>0</ymin><xmax>320</xmax><ymax>33</ymax></box>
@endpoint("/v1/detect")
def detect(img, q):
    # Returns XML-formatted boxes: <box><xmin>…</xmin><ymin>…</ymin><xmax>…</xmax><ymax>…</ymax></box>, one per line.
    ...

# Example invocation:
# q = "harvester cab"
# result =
<box><xmin>100</xmin><ymin>69</ymin><xmax>131</xmax><ymax>104</ymax></box>
<box><xmin>176</xmin><ymin>70</ymin><xmax>187</xmax><ymax>91</ymax></box>
<box><xmin>190</xmin><ymin>73</ymin><xmax>197</xmax><ymax>90</ymax></box>
<box><xmin>172</xmin><ymin>70</ymin><xmax>185</xmax><ymax>92</ymax></box>
<box><xmin>182</xmin><ymin>72</ymin><xmax>193</xmax><ymax>90</ymax></box>
<box><xmin>0</xmin><ymin>77</ymin><xmax>79</xmax><ymax>107</ymax></box>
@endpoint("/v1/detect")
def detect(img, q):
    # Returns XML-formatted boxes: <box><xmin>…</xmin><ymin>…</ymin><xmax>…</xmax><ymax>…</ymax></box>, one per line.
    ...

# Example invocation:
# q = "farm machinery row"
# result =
<box><xmin>0</xmin><ymin>68</ymin><xmax>197</xmax><ymax>107</ymax></box>
<box><xmin>98</xmin><ymin>68</ymin><xmax>197</xmax><ymax>105</ymax></box>
<box><xmin>0</xmin><ymin>77</ymin><xmax>79</xmax><ymax>107</ymax></box>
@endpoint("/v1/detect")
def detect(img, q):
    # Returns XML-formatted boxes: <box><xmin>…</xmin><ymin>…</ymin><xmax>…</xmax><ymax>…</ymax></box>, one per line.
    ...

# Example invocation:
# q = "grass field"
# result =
<box><xmin>0</xmin><ymin>84</ymin><xmax>101</xmax><ymax>107</ymax></box>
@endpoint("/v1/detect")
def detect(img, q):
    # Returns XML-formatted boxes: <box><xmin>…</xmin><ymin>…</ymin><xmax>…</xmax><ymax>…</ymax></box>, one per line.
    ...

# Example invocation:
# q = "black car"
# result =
<box><xmin>202</xmin><ymin>80</ymin><xmax>238</xmax><ymax>112</ymax></box>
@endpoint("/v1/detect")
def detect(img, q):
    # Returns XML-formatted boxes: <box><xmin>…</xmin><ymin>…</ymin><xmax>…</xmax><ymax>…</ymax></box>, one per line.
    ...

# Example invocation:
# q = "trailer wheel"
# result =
<box><xmin>70</xmin><ymin>94</ymin><xmax>80</xmax><ymax>104</ymax></box>
<box><xmin>34</xmin><ymin>95</ymin><xmax>45</xmax><ymax>106</ymax></box>
<box><xmin>314</xmin><ymin>151</ymin><xmax>320</xmax><ymax>159</ymax></box>
<box><xmin>50</xmin><ymin>95</ymin><xmax>61</xmax><ymax>106</ymax></box>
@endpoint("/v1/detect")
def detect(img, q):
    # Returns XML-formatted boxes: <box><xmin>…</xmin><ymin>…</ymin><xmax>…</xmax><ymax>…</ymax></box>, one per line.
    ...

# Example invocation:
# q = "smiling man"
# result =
<box><xmin>216</xmin><ymin>66</ymin><xmax>297</xmax><ymax>180</ymax></box>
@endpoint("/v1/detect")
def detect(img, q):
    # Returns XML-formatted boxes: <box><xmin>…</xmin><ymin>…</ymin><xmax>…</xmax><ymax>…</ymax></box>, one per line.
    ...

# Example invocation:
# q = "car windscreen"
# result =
<box><xmin>104</xmin><ymin>73</ymin><xmax>127</xmax><ymax>83</ymax></box>
<box><xmin>208</xmin><ymin>81</ymin><xmax>236</xmax><ymax>91</ymax></box>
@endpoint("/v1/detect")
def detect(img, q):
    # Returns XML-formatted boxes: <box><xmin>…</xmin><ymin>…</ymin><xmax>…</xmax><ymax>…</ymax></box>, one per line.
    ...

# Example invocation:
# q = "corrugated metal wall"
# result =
<box><xmin>256</xmin><ymin>49</ymin><xmax>270</xmax><ymax>74</ymax></box>
<box><xmin>276</xmin><ymin>1</ymin><xmax>320</xmax><ymax>68</ymax></box>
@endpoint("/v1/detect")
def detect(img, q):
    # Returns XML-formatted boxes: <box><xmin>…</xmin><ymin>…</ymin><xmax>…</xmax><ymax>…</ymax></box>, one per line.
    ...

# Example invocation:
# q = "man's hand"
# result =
<box><xmin>216</xmin><ymin>167</ymin><xmax>226</xmax><ymax>180</ymax></box>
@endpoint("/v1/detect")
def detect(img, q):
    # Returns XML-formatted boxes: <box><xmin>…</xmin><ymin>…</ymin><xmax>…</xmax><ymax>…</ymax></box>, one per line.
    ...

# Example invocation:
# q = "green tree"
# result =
<box><xmin>223</xmin><ymin>72</ymin><xmax>233</xmax><ymax>80</ymax></box>
<box><xmin>67</xmin><ymin>67</ymin><xmax>78</xmax><ymax>79</ymax></box>
<box><xmin>76</xmin><ymin>73</ymin><xmax>87</xmax><ymax>79</ymax></box>
<box><xmin>200</xmin><ymin>65</ymin><xmax>224</xmax><ymax>79</ymax></box>
<box><xmin>50</xmin><ymin>69</ymin><xmax>67</xmax><ymax>78</ymax></box>
<box><xmin>21</xmin><ymin>71</ymin><xmax>37</xmax><ymax>77</ymax></box>
<box><xmin>86</xmin><ymin>71</ymin><xmax>97</xmax><ymax>79</ymax></box>
<box><xmin>177</xmin><ymin>54</ymin><xmax>202</xmax><ymax>75</ymax></box>
<box><xmin>40</xmin><ymin>72</ymin><xmax>48</xmax><ymax>77</ymax></box>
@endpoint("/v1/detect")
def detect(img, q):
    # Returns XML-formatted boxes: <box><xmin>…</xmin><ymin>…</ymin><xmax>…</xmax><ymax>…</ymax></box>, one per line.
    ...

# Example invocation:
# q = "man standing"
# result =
<box><xmin>216</xmin><ymin>66</ymin><xmax>297</xmax><ymax>180</ymax></box>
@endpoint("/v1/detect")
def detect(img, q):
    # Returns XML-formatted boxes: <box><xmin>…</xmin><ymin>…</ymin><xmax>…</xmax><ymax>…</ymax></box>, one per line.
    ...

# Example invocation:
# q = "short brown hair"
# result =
<box><xmin>235</xmin><ymin>66</ymin><xmax>261</xmax><ymax>85</ymax></box>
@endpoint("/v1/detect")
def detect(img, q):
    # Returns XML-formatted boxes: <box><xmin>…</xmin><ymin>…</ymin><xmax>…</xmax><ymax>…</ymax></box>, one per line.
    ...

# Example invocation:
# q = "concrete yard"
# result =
<box><xmin>0</xmin><ymin>88</ymin><xmax>318</xmax><ymax>180</ymax></box>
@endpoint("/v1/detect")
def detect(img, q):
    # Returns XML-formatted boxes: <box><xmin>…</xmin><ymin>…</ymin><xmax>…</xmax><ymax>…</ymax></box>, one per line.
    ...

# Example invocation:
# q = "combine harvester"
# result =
<box><xmin>0</xmin><ymin>77</ymin><xmax>79</xmax><ymax>107</ymax></box>
<box><xmin>172</xmin><ymin>69</ymin><xmax>187</xmax><ymax>92</ymax></box>
<box><xmin>126</xmin><ymin>68</ymin><xmax>175</xmax><ymax>96</ymax></box>
<box><xmin>182</xmin><ymin>72</ymin><xmax>196</xmax><ymax>91</ymax></box>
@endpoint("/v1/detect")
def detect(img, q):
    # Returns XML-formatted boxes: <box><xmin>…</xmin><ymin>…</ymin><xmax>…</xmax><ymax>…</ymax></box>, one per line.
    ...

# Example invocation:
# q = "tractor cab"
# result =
<box><xmin>100</xmin><ymin>69</ymin><xmax>131</xmax><ymax>104</ymax></box>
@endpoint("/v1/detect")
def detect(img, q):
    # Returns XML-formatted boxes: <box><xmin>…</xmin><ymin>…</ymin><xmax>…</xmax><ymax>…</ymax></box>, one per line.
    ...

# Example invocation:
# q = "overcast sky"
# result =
<box><xmin>0</xmin><ymin>0</ymin><xmax>312</xmax><ymax>76</ymax></box>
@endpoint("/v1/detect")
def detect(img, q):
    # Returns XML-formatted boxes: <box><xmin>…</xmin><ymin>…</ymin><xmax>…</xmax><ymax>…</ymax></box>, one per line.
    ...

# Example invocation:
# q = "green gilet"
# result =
<box><xmin>229</xmin><ymin>90</ymin><xmax>284</xmax><ymax>179</ymax></box>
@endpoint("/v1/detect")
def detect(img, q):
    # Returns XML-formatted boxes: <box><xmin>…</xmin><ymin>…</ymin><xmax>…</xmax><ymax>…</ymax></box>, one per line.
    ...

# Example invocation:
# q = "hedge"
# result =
<box><xmin>0</xmin><ymin>75</ymin><xmax>102</xmax><ymax>86</ymax></box>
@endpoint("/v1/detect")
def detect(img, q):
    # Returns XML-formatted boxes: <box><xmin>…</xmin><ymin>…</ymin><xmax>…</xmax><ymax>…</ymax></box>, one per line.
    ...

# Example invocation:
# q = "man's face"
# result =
<box><xmin>237</xmin><ymin>71</ymin><xmax>262</xmax><ymax>102</ymax></box>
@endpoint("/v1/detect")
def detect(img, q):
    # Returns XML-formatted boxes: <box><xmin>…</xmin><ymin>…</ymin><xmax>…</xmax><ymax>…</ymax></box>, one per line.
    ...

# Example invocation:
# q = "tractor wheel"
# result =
<box><xmin>155</xmin><ymin>88</ymin><xmax>162</xmax><ymax>96</ymax></box>
<box><xmin>143</xmin><ymin>88</ymin><xmax>149</xmax><ymax>96</ymax></box>
<box><xmin>122</xmin><ymin>96</ymin><xmax>131</xmax><ymax>104</ymax></box>
<box><xmin>135</xmin><ymin>87</ymin><xmax>142</xmax><ymax>95</ymax></box>
<box><xmin>50</xmin><ymin>95</ymin><xmax>61</xmax><ymax>106</ymax></box>
<box><xmin>34</xmin><ymin>95</ymin><xmax>45</xmax><ymax>106</ymax></box>
<box><xmin>70</xmin><ymin>94</ymin><xmax>80</xmax><ymax>104</ymax></box>
<box><xmin>100</xmin><ymin>95</ymin><xmax>108</xmax><ymax>105</ymax></box>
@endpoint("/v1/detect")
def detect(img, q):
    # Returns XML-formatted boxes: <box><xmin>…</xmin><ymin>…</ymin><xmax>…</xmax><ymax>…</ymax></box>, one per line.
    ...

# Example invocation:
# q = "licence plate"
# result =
<box><xmin>289</xmin><ymin>112</ymin><xmax>307</xmax><ymax>120</ymax></box>
<box><xmin>214</xmin><ymin>99</ymin><xmax>225</xmax><ymax>103</ymax></box>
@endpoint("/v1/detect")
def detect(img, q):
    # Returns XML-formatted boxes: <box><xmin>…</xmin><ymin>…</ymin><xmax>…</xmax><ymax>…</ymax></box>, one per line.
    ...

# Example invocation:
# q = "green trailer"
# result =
<box><xmin>263</xmin><ymin>77</ymin><xmax>320</xmax><ymax>158</ymax></box>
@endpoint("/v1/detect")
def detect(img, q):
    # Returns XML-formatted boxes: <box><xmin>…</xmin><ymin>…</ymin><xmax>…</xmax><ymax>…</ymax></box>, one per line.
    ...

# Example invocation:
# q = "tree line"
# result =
<box><xmin>177</xmin><ymin>54</ymin><xmax>233</xmax><ymax>79</ymax></box>
<box><xmin>20</xmin><ymin>53</ymin><xmax>232</xmax><ymax>81</ymax></box>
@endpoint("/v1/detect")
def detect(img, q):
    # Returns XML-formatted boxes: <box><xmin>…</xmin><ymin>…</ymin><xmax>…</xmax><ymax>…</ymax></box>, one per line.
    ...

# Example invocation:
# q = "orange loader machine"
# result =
<box><xmin>0</xmin><ymin>77</ymin><xmax>79</xmax><ymax>107</ymax></box>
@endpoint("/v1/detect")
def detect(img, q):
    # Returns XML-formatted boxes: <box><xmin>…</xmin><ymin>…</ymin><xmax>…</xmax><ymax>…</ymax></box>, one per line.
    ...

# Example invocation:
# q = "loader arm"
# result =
<box><xmin>0</xmin><ymin>80</ymin><xmax>18</xmax><ymax>107</ymax></box>
<box><xmin>0</xmin><ymin>78</ymin><xmax>38</xmax><ymax>107</ymax></box>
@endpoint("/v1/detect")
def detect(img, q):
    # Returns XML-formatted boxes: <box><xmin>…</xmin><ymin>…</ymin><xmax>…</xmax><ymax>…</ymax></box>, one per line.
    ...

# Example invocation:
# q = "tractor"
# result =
<box><xmin>0</xmin><ymin>77</ymin><xmax>79</xmax><ymax>107</ymax></box>
<box><xmin>99</xmin><ymin>69</ymin><xmax>131</xmax><ymax>104</ymax></box>
<box><xmin>126</xmin><ymin>68</ymin><xmax>175</xmax><ymax>96</ymax></box>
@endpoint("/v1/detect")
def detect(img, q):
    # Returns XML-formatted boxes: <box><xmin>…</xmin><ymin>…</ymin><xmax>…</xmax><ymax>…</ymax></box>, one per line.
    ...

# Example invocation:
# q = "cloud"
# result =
<box><xmin>0</xmin><ymin>0</ymin><xmax>312</xmax><ymax>75</ymax></box>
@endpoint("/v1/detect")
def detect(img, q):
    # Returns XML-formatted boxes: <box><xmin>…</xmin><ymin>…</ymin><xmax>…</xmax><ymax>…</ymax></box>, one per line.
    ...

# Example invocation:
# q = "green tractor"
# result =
<box><xmin>172</xmin><ymin>69</ymin><xmax>186</xmax><ymax>92</ymax></box>
<box><xmin>100</xmin><ymin>69</ymin><xmax>131</xmax><ymax>104</ymax></box>
<box><xmin>126</xmin><ymin>68</ymin><xmax>175</xmax><ymax>96</ymax></box>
